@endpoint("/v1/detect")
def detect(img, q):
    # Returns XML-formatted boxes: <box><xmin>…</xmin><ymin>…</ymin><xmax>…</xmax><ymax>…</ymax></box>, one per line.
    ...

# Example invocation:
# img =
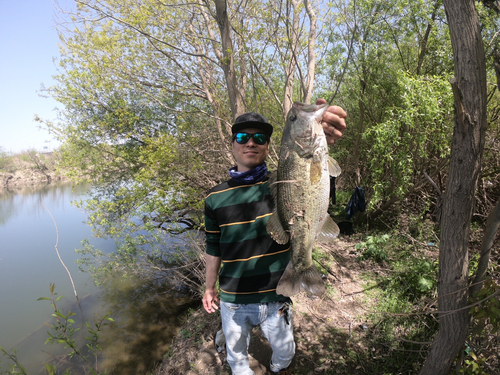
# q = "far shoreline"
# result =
<box><xmin>0</xmin><ymin>170</ymin><xmax>67</xmax><ymax>190</ymax></box>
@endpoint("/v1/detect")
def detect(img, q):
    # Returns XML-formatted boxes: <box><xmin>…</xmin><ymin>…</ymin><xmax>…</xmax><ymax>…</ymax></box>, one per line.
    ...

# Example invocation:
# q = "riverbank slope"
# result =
<box><xmin>0</xmin><ymin>169</ymin><xmax>66</xmax><ymax>188</ymax></box>
<box><xmin>157</xmin><ymin>238</ymin><xmax>375</xmax><ymax>375</ymax></box>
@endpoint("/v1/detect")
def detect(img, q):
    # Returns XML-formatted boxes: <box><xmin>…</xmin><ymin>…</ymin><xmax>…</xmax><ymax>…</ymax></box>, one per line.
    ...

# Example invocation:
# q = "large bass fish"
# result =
<box><xmin>267</xmin><ymin>102</ymin><xmax>341</xmax><ymax>297</ymax></box>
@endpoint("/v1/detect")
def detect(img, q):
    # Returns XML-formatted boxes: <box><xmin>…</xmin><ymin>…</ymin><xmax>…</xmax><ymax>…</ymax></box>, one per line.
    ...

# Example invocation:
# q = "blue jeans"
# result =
<box><xmin>220</xmin><ymin>300</ymin><xmax>295</xmax><ymax>375</ymax></box>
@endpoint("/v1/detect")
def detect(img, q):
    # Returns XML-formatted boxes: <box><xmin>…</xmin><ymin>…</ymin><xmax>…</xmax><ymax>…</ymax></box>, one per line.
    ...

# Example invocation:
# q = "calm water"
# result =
<box><xmin>0</xmin><ymin>182</ymin><xmax>196</xmax><ymax>374</ymax></box>
<box><xmin>0</xmin><ymin>182</ymin><xmax>115</xmax><ymax>369</ymax></box>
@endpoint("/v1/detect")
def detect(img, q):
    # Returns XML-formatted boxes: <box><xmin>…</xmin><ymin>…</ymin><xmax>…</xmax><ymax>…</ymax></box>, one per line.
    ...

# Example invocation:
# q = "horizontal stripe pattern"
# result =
<box><xmin>204</xmin><ymin>176</ymin><xmax>290</xmax><ymax>303</ymax></box>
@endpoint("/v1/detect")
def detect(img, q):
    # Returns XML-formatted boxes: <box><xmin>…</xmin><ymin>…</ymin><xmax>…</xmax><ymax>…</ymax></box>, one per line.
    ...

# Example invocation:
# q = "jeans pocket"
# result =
<box><xmin>221</xmin><ymin>301</ymin><xmax>241</xmax><ymax>311</ymax></box>
<box><xmin>277</xmin><ymin>302</ymin><xmax>292</xmax><ymax>325</ymax></box>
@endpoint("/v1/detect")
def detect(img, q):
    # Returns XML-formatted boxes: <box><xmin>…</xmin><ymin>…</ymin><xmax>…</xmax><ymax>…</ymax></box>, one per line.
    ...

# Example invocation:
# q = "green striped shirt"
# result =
<box><xmin>204</xmin><ymin>176</ymin><xmax>291</xmax><ymax>304</ymax></box>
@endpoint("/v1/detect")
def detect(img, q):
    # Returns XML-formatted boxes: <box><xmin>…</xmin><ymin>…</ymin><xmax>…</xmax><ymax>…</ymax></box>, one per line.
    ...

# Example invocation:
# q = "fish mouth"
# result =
<box><xmin>293</xmin><ymin>102</ymin><xmax>328</xmax><ymax>112</ymax></box>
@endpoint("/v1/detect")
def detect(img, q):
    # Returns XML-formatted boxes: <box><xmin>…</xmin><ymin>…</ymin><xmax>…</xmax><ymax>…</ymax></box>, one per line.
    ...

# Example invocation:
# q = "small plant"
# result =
<box><xmin>470</xmin><ymin>279</ymin><xmax>500</xmax><ymax>333</ymax></box>
<box><xmin>38</xmin><ymin>283</ymin><xmax>113</xmax><ymax>374</ymax></box>
<box><xmin>463</xmin><ymin>279</ymin><xmax>500</xmax><ymax>373</ymax></box>
<box><xmin>0</xmin><ymin>281</ymin><xmax>114</xmax><ymax>375</ymax></box>
<box><xmin>460</xmin><ymin>350</ymin><xmax>488</xmax><ymax>375</ymax></box>
<box><xmin>355</xmin><ymin>234</ymin><xmax>390</xmax><ymax>263</ymax></box>
<box><xmin>0</xmin><ymin>347</ymin><xmax>27</xmax><ymax>375</ymax></box>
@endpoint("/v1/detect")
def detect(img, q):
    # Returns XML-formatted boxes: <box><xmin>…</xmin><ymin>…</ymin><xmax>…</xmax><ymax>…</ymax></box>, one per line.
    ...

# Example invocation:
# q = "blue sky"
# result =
<box><xmin>0</xmin><ymin>0</ymin><xmax>72</xmax><ymax>153</ymax></box>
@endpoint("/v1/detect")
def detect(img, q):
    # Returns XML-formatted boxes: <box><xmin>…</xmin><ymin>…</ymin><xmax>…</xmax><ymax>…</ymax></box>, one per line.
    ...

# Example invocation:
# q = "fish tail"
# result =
<box><xmin>277</xmin><ymin>261</ymin><xmax>326</xmax><ymax>297</ymax></box>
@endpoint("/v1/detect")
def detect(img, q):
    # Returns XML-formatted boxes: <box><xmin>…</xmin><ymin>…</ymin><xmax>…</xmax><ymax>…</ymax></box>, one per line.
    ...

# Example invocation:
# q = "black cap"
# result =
<box><xmin>232</xmin><ymin>112</ymin><xmax>273</xmax><ymax>137</ymax></box>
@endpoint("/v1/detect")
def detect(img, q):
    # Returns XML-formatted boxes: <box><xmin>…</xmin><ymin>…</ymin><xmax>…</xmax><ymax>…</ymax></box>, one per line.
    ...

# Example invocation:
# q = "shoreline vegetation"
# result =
<box><xmin>0</xmin><ymin>149</ymin><xmax>67</xmax><ymax>189</ymax></box>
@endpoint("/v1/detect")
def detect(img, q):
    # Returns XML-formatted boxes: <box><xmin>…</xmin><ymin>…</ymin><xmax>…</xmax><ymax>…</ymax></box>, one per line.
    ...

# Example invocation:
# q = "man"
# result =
<box><xmin>203</xmin><ymin>99</ymin><xmax>346</xmax><ymax>375</ymax></box>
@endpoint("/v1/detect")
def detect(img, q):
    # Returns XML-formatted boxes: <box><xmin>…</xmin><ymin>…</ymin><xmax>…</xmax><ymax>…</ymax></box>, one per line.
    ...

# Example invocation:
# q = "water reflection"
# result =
<box><xmin>0</xmin><ymin>183</ymin><xmax>196</xmax><ymax>374</ymax></box>
<box><xmin>97</xmin><ymin>276</ymin><xmax>197</xmax><ymax>374</ymax></box>
<box><xmin>42</xmin><ymin>275</ymin><xmax>197</xmax><ymax>375</ymax></box>
<box><xmin>0</xmin><ymin>182</ymin><xmax>90</xmax><ymax>226</ymax></box>
<box><xmin>0</xmin><ymin>182</ymin><xmax>114</xmax><ymax>372</ymax></box>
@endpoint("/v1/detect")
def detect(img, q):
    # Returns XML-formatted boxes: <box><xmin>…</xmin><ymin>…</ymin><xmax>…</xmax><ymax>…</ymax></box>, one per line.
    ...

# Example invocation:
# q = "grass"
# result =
<box><xmin>324</xmin><ymin>224</ymin><xmax>441</xmax><ymax>374</ymax></box>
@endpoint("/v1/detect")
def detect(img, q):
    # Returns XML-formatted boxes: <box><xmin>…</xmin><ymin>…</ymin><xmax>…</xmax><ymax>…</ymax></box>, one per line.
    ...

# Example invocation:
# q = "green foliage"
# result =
<box><xmin>322</xmin><ymin>0</ymin><xmax>457</xmax><ymax>215</ymax></box>
<box><xmin>471</xmin><ymin>279</ymin><xmax>500</xmax><ymax>334</ymax></box>
<box><xmin>357</xmin><ymin>231</ymin><xmax>438</xmax><ymax>307</ymax></box>
<box><xmin>355</xmin><ymin>234</ymin><xmax>390</xmax><ymax>263</ymax></box>
<box><xmin>76</xmin><ymin>227</ymin><xmax>174</xmax><ymax>284</ymax></box>
<box><xmin>33</xmin><ymin>0</ymin><xmax>499</xmax><ymax>236</ymax></box>
<box><xmin>347</xmin><ymin>231</ymin><xmax>440</xmax><ymax>373</ymax></box>
<box><xmin>362</xmin><ymin>72</ymin><xmax>454</xmax><ymax>207</ymax></box>
<box><xmin>460</xmin><ymin>349</ymin><xmax>488</xmax><ymax>375</ymax></box>
<box><xmin>391</xmin><ymin>254</ymin><xmax>437</xmax><ymax>302</ymax></box>
<box><xmin>40</xmin><ymin>0</ymin><xmax>333</xmax><ymax>241</ymax></box>
<box><xmin>1</xmin><ymin>284</ymin><xmax>113</xmax><ymax>375</ymax></box>
<box><xmin>461</xmin><ymin>279</ymin><xmax>500</xmax><ymax>374</ymax></box>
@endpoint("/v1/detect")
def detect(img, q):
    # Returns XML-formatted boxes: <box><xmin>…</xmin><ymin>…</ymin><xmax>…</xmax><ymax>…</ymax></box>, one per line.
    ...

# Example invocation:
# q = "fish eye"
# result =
<box><xmin>289</xmin><ymin>114</ymin><xmax>297</xmax><ymax>122</ymax></box>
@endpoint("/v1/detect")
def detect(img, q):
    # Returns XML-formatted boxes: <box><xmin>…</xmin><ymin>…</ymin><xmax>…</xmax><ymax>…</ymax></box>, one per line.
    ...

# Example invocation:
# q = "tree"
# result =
<box><xmin>323</xmin><ymin>0</ymin><xmax>455</xmax><ymax>217</ymax></box>
<box><xmin>420</xmin><ymin>0</ymin><xmax>488</xmax><ymax>373</ymax></box>
<box><xmin>42</xmin><ymin>0</ymin><xmax>333</xmax><ymax>241</ymax></box>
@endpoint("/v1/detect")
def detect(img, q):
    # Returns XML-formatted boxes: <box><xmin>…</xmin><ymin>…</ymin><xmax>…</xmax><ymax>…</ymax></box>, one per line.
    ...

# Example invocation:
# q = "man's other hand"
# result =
<box><xmin>202</xmin><ymin>287</ymin><xmax>219</xmax><ymax>313</ymax></box>
<box><xmin>316</xmin><ymin>98</ymin><xmax>347</xmax><ymax>145</ymax></box>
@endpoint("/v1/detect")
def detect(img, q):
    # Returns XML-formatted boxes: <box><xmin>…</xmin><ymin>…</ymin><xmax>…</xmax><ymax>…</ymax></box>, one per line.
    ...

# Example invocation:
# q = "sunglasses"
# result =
<box><xmin>232</xmin><ymin>132</ymin><xmax>269</xmax><ymax>145</ymax></box>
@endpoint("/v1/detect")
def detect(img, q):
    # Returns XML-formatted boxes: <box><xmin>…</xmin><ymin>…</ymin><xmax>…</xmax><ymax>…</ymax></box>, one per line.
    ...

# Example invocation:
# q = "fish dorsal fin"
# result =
<box><xmin>317</xmin><ymin>216</ymin><xmax>340</xmax><ymax>243</ymax></box>
<box><xmin>328</xmin><ymin>157</ymin><xmax>342</xmax><ymax>177</ymax></box>
<box><xmin>267</xmin><ymin>171</ymin><xmax>290</xmax><ymax>244</ymax></box>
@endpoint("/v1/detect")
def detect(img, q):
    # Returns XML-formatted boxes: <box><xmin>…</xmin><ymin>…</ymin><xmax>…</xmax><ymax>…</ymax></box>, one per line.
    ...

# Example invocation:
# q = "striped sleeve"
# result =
<box><xmin>204</xmin><ymin>197</ymin><xmax>221</xmax><ymax>257</ymax></box>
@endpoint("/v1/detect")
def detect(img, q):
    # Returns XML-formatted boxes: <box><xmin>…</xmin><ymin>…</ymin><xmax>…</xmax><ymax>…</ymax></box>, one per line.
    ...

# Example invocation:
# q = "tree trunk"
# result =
<box><xmin>302</xmin><ymin>0</ymin><xmax>317</xmax><ymax>103</ymax></box>
<box><xmin>283</xmin><ymin>0</ymin><xmax>299</xmax><ymax>118</ymax></box>
<box><xmin>213</xmin><ymin>0</ymin><xmax>245</xmax><ymax>120</ymax></box>
<box><xmin>416</xmin><ymin>0</ymin><xmax>440</xmax><ymax>76</ymax></box>
<box><xmin>419</xmin><ymin>1</ymin><xmax>487</xmax><ymax>374</ymax></box>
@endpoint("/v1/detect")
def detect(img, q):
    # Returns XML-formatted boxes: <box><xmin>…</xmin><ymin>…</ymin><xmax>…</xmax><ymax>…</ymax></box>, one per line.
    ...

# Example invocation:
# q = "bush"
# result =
<box><xmin>0</xmin><ymin>147</ymin><xmax>12</xmax><ymax>172</ymax></box>
<box><xmin>355</xmin><ymin>234</ymin><xmax>391</xmax><ymax>263</ymax></box>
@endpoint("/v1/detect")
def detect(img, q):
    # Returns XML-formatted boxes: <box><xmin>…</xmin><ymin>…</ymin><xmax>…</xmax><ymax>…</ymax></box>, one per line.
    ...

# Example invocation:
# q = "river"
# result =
<box><xmin>0</xmin><ymin>182</ymin><xmax>196</xmax><ymax>374</ymax></box>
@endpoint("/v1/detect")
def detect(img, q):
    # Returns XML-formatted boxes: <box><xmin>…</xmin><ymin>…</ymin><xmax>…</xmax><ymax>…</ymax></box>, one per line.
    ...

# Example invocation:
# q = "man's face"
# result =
<box><xmin>232</xmin><ymin>127</ymin><xmax>270</xmax><ymax>172</ymax></box>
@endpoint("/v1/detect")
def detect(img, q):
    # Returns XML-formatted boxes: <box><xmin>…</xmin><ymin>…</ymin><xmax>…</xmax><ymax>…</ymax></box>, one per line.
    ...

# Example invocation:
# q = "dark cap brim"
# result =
<box><xmin>232</xmin><ymin>121</ymin><xmax>273</xmax><ymax>136</ymax></box>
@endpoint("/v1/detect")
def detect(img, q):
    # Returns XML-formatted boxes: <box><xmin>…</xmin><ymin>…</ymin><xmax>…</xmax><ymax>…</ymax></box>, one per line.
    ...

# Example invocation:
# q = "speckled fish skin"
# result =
<box><xmin>267</xmin><ymin>102</ymin><xmax>341</xmax><ymax>297</ymax></box>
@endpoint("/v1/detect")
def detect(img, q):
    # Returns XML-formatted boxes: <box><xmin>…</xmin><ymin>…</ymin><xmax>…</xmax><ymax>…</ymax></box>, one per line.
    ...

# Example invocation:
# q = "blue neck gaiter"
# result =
<box><xmin>229</xmin><ymin>163</ymin><xmax>268</xmax><ymax>185</ymax></box>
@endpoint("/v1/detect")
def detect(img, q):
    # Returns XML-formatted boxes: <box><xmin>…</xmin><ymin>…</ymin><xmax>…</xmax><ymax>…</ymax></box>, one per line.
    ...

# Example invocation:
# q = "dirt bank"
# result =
<box><xmin>0</xmin><ymin>170</ymin><xmax>66</xmax><ymax>189</ymax></box>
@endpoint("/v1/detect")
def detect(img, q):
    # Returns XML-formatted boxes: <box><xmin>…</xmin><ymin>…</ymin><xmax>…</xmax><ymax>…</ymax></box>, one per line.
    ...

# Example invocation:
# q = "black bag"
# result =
<box><xmin>330</xmin><ymin>176</ymin><xmax>336</xmax><ymax>205</ymax></box>
<box><xmin>345</xmin><ymin>186</ymin><xmax>366</xmax><ymax>220</ymax></box>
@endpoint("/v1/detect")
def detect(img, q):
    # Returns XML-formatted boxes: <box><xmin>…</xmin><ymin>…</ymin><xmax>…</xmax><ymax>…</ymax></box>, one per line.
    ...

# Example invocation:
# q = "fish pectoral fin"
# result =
<box><xmin>276</xmin><ymin>261</ymin><xmax>326</xmax><ymax>297</ymax></box>
<box><xmin>317</xmin><ymin>216</ymin><xmax>340</xmax><ymax>243</ymax></box>
<box><xmin>267</xmin><ymin>212</ymin><xmax>289</xmax><ymax>245</ymax></box>
<box><xmin>328</xmin><ymin>156</ymin><xmax>342</xmax><ymax>177</ymax></box>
